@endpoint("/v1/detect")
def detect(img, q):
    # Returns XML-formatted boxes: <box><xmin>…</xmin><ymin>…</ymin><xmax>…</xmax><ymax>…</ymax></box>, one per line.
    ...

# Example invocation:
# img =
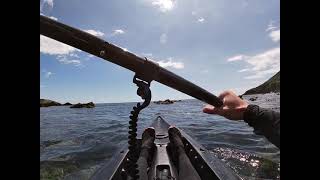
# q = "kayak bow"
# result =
<box><xmin>90</xmin><ymin>116</ymin><xmax>240</xmax><ymax>180</ymax></box>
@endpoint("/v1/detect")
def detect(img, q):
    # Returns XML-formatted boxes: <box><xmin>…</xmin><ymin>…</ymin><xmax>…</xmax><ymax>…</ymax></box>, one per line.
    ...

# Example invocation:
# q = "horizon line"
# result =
<box><xmin>40</xmin><ymin>98</ymin><xmax>196</xmax><ymax>104</ymax></box>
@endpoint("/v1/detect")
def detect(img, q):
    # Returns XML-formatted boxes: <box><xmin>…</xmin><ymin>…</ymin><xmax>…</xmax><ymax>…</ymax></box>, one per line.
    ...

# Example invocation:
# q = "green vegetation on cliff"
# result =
<box><xmin>243</xmin><ymin>71</ymin><xmax>280</xmax><ymax>95</ymax></box>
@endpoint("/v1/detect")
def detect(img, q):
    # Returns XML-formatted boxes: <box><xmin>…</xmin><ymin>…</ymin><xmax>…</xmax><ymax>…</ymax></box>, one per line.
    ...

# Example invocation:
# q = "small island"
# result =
<box><xmin>153</xmin><ymin>99</ymin><xmax>181</xmax><ymax>105</ymax></box>
<box><xmin>62</xmin><ymin>102</ymin><xmax>72</xmax><ymax>106</ymax></box>
<box><xmin>70</xmin><ymin>102</ymin><xmax>95</xmax><ymax>108</ymax></box>
<box><xmin>40</xmin><ymin>99</ymin><xmax>61</xmax><ymax>107</ymax></box>
<box><xmin>40</xmin><ymin>99</ymin><xmax>94</xmax><ymax>108</ymax></box>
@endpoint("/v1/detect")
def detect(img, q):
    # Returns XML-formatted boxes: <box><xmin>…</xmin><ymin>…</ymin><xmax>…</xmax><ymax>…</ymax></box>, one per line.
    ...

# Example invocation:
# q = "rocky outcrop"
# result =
<box><xmin>243</xmin><ymin>71</ymin><xmax>280</xmax><ymax>95</ymax></box>
<box><xmin>154</xmin><ymin>99</ymin><xmax>181</xmax><ymax>104</ymax></box>
<box><xmin>41</xmin><ymin>140</ymin><xmax>62</xmax><ymax>149</ymax></box>
<box><xmin>249</xmin><ymin>97</ymin><xmax>258</xmax><ymax>101</ymax></box>
<box><xmin>70</xmin><ymin>102</ymin><xmax>95</xmax><ymax>108</ymax></box>
<box><xmin>40</xmin><ymin>99</ymin><xmax>61</xmax><ymax>107</ymax></box>
<box><xmin>63</xmin><ymin>102</ymin><xmax>72</xmax><ymax>106</ymax></box>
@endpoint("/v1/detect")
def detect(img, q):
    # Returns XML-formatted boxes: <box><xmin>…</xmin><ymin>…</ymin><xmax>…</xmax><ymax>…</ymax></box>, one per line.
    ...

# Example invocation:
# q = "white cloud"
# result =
<box><xmin>198</xmin><ymin>17</ymin><xmax>205</xmax><ymax>23</ymax></box>
<box><xmin>69</xmin><ymin>53</ymin><xmax>80</xmax><ymax>58</ymax></box>
<box><xmin>228</xmin><ymin>47</ymin><xmax>280</xmax><ymax>79</ymax></box>
<box><xmin>151</xmin><ymin>0</ymin><xmax>174</xmax><ymax>12</ymax></box>
<box><xmin>45</xmin><ymin>71</ymin><xmax>53</xmax><ymax>78</ymax></box>
<box><xmin>85</xmin><ymin>54</ymin><xmax>95</xmax><ymax>61</ymax></box>
<box><xmin>112</xmin><ymin>29</ymin><xmax>125</xmax><ymax>36</ymax></box>
<box><xmin>266</xmin><ymin>20</ymin><xmax>279</xmax><ymax>32</ymax></box>
<box><xmin>41</xmin><ymin>28</ymin><xmax>101</xmax><ymax>67</ymax></box>
<box><xmin>266</xmin><ymin>20</ymin><xmax>280</xmax><ymax>42</ymax></box>
<box><xmin>108</xmin><ymin>29</ymin><xmax>125</xmax><ymax>37</ymax></box>
<box><xmin>40</xmin><ymin>84</ymin><xmax>46</xmax><ymax>88</ymax></box>
<box><xmin>269</xmin><ymin>30</ymin><xmax>280</xmax><ymax>42</ymax></box>
<box><xmin>44</xmin><ymin>0</ymin><xmax>53</xmax><ymax>8</ymax></box>
<box><xmin>157</xmin><ymin>57</ymin><xmax>184</xmax><ymax>69</ymax></box>
<box><xmin>244</xmin><ymin>67</ymin><xmax>279</xmax><ymax>79</ymax></box>
<box><xmin>40</xmin><ymin>35</ymin><xmax>77</xmax><ymax>55</ymax></box>
<box><xmin>84</xmin><ymin>30</ymin><xmax>104</xmax><ymax>37</ymax></box>
<box><xmin>238</xmin><ymin>68</ymin><xmax>250</xmax><ymax>72</ymax></box>
<box><xmin>266</xmin><ymin>24</ymin><xmax>277</xmax><ymax>32</ymax></box>
<box><xmin>40</xmin><ymin>35</ymin><xmax>83</xmax><ymax>67</ymax></box>
<box><xmin>246</xmin><ymin>48</ymin><xmax>279</xmax><ymax>72</ymax></box>
<box><xmin>57</xmin><ymin>55</ymin><xmax>82</xmax><ymax>66</ymax></box>
<box><xmin>160</xmin><ymin>33</ymin><xmax>167</xmax><ymax>44</ymax></box>
<box><xmin>227</xmin><ymin>55</ymin><xmax>247</xmax><ymax>62</ymax></box>
<box><xmin>42</xmin><ymin>69</ymin><xmax>54</xmax><ymax>78</ymax></box>
<box><xmin>191</xmin><ymin>11</ymin><xmax>197</xmax><ymax>16</ymax></box>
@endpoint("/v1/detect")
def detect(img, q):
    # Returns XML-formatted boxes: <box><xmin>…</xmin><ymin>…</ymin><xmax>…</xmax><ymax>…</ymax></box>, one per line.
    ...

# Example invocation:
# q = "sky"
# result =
<box><xmin>40</xmin><ymin>0</ymin><xmax>280</xmax><ymax>104</ymax></box>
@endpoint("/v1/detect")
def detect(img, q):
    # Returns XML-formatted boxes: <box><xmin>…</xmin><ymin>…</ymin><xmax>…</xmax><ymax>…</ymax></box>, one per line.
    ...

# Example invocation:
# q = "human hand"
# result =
<box><xmin>203</xmin><ymin>90</ymin><xmax>249</xmax><ymax>120</ymax></box>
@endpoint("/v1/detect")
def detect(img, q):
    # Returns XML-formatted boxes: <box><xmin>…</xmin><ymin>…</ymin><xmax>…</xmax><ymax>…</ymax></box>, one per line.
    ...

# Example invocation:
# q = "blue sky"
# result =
<box><xmin>40</xmin><ymin>0</ymin><xmax>280</xmax><ymax>103</ymax></box>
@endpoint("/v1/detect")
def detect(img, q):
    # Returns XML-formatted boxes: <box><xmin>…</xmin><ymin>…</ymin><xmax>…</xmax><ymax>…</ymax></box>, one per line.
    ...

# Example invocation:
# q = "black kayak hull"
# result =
<box><xmin>90</xmin><ymin>116</ymin><xmax>240</xmax><ymax>180</ymax></box>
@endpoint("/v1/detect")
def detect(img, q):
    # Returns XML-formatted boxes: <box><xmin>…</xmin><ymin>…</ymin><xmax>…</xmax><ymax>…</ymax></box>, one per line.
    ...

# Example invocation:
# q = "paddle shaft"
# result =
<box><xmin>40</xmin><ymin>15</ymin><xmax>223</xmax><ymax>107</ymax></box>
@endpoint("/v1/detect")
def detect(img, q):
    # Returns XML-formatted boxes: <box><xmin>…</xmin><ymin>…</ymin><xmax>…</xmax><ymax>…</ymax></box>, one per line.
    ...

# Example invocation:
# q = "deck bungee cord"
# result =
<box><xmin>126</xmin><ymin>75</ymin><xmax>152</xmax><ymax>179</ymax></box>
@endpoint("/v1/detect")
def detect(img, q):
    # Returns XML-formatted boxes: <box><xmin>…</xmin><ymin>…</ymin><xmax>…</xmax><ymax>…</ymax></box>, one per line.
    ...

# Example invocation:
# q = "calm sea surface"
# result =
<box><xmin>40</xmin><ymin>93</ymin><xmax>280</xmax><ymax>180</ymax></box>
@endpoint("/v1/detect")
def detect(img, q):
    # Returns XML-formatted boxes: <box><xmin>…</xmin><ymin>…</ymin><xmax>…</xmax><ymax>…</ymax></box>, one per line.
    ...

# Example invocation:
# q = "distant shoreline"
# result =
<box><xmin>40</xmin><ymin>93</ymin><xmax>280</xmax><ymax>107</ymax></box>
<box><xmin>40</xmin><ymin>98</ymin><xmax>191</xmax><ymax>106</ymax></box>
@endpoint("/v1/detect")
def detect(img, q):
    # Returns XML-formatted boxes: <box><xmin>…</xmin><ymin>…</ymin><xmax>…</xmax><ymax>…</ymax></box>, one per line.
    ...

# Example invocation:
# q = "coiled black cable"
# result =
<box><xmin>126</xmin><ymin>75</ymin><xmax>151</xmax><ymax>180</ymax></box>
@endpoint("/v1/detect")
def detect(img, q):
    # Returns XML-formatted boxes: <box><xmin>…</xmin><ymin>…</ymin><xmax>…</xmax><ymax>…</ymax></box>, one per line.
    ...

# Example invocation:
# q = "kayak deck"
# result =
<box><xmin>91</xmin><ymin>116</ymin><xmax>240</xmax><ymax>180</ymax></box>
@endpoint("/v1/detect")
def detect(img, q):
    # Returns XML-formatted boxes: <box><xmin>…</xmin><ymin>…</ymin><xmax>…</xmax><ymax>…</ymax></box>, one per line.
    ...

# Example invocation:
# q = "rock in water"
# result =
<box><xmin>154</xmin><ymin>99</ymin><xmax>175</xmax><ymax>104</ymax></box>
<box><xmin>249</xmin><ymin>97</ymin><xmax>258</xmax><ymax>101</ymax></box>
<box><xmin>163</xmin><ymin>99</ymin><xmax>174</xmax><ymax>104</ymax></box>
<box><xmin>40</xmin><ymin>99</ymin><xmax>61</xmax><ymax>107</ymax></box>
<box><xmin>41</xmin><ymin>140</ymin><xmax>62</xmax><ymax>148</ymax></box>
<box><xmin>70</xmin><ymin>102</ymin><xmax>95</xmax><ymax>108</ymax></box>
<box><xmin>63</xmin><ymin>102</ymin><xmax>72</xmax><ymax>106</ymax></box>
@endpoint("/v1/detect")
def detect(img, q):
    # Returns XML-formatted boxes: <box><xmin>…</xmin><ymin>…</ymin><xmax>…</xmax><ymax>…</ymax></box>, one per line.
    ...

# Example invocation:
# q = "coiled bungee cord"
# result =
<box><xmin>126</xmin><ymin>75</ymin><xmax>152</xmax><ymax>180</ymax></box>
